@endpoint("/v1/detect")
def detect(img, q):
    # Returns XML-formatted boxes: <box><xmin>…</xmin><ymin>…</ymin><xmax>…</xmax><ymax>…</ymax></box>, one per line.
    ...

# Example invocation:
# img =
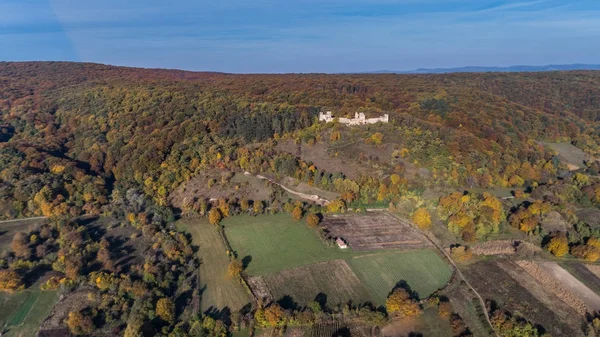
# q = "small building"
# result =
<box><xmin>336</xmin><ymin>237</ymin><xmax>348</xmax><ymax>249</ymax></box>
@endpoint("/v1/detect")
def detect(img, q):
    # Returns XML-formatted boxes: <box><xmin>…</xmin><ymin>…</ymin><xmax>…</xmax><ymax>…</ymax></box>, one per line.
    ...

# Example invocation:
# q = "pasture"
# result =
<box><xmin>262</xmin><ymin>260</ymin><xmax>373</xmax><ymax>307</ymax></box>
<box><xmin>347</xmin><ymin>250</ymin><xmax>452</xmax><ymax>304</ymax></box>
<box><xmin>0</xmin><ymin>289</ymin><xmax>59</xmax><ymax>337</ymax></box>
<box><xmin>0</xmin><ymin>217</ymin><xmax>47</xmax><ymax>251</ymax></box>
<box><xmin>177</xmin><ymin>219</ymin><xmax>250</xmax><ymax>312</ymax></box>
<box><xmin>224</xmin><ymin>214</ymin><xmax>359</xmax><ymax>276</ymax></box>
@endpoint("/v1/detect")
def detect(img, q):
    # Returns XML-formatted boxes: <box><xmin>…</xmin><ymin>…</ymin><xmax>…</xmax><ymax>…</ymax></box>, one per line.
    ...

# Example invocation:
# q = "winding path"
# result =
<box><xmin>244</xmin><ymin>172</ymin><xmax>330</xmax><ymax>206</ymax></box>
<box><xmin>387</xmin><ymin>213</ymin><xmax>498</xmax><ymax>337</ymax></box>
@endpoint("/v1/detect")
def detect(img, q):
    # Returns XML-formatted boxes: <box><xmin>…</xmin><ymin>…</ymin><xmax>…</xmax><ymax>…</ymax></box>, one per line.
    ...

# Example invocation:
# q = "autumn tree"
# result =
<box><xmin>306</xmin><ymin>213</ymin><xmax>320</xmax><ymax>228</ymax></box>
<box><xmin>438</xmin><ymin>301</ymin><xmax>453</xmax><ymax>319</ymax></box>
<box><xmin>545</xmin><ymin>234</ymin><xmax>569</xmax><ymax>257</ymax></box>
<box><xmin>385</xmin><ymin>288</ymin><xmax>421</xmax><ymax>317</ymax></box>
<box><xmin>11</xmin><ymin>232</ymin><xmax>31</xmax><ymax>259</ymax></box>
<box><xmin>571</xmin><ymin>244</ymin><xmax>600</xmax><ymax>262</ymax></box>
<box><xmin>370</xmin><ymin>132</ymin><xmax>384</xmax><ymax>145</ymax></box>
<box><xmin>208</xmin><ymin>208</ymin><xmax>222</xmax><ymax>226</ymax></box>
<box><xmin>156</xmin><ymin>297</ymin><xmax>175</xmax><ymax>323</ymax></box>
<box><xmin>412</xmin><ymin>207</ymin><xmax>432</xmax><ymax>230</ymax></box>
<box><xmin>326</xmin><ymin>199</ymin><xmax>345</xmax><ymax>213</ymax></box>
<box><xmin>228</xmin><ymin>259</ymin><xmax>243</xmax><ymax>278</ymax></box>
<box><xmin>65</xmin><ymin>254</ymin><xmax>84</xmax><ymax>279</ymax></box>
<box><xmin>0</xmin><ymin>269</ymin><xmax>24</xmax><ymax>291</ymax></box>
<box><xmin>66</xmin><ymin>311</ymin><xmax>95</xmax><ymax>335</ymax></box>
<box><xmin>253</xmin><ymin>200</ymin><xmax>264</xmax><ymax>215</ymax></box>
<box><xmin>291</xmin><ymin>206</ymin><xmax>303</xmax><ymax>221</ymax></box>
<box><xmin>450</xmin><ymin>245</ymin><xmax>473</xmax><ymax>262</ymax></box>
<box><xmin>264</xmin><ymin>303</ymin><xmax>286</xmax><ymax>327</ymax></box>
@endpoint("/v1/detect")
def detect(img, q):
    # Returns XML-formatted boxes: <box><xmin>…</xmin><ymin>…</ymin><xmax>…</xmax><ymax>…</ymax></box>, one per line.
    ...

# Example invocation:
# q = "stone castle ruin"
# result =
<box><xmin>318</xmin><ymin>111</ymin><xmax>389</xmax><ymax>125</ymax></box>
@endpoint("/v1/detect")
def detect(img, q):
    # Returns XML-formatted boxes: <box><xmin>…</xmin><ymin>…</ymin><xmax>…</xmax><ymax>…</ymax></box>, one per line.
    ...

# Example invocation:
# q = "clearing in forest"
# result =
<box><xmin>260</xmin><ymin>260</ymin><xmax>373</xmax><ymax>306</ymax></box>
<box><xmin>0</xmin><ymin>217</ymin><xmax>47</xmax><ymax>251</ymax></box>
<box><xmin>542</xmin><ymin>142</ymin><xmax>587</xmax><ymax>170</ymax></box>
<box><xmin>177</xmin><ymin>219</ymin><xmax>251</xmax><ymax>312</ymax></box>
<box><xmin>347</xmin><ymin>249</ymin><xmax>452</xmax><ymax>304</ymax></box>
<box><xmin>321</xmin><ymin>213</ymin><xmax>428</xmax><ymax>251</ymax></box>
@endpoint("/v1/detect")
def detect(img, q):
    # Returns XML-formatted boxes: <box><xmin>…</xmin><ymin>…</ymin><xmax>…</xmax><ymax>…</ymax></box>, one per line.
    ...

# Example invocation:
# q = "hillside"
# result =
<box><xmin>1</xmin><ymin>62</ymin><xmax>599</xmax><ymax>218</ymax></box>
<box><xmin>1</xmin><ymin>62</ymin><xmax>600</xmax><ymax>337</ymax></box>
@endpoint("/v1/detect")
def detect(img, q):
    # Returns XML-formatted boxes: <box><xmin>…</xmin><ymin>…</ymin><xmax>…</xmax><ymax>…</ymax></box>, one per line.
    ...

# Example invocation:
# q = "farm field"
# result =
<box><xmin>465</xmin><ymin>260</ymin><xmax>583</xmax><ymax>337</ymax></box>
<box><xmin>560</xmin><ymin>262</ymin><xmax>600</xmax><ymax>296</ymax></box>
<box><xmin>0</xmin><ymin>289</ymin><xmax>59</xmax><ymax>337</ymax></box>
<box><xmin>347</xmin><ymin>249</ymin><xmax>452</xmax><ymax>304</ymax></box>
<box><xmin>536</xmin><ymin>261</ymin><xmax>600</xmax><ymax>312</ymax></box>
<box><xmin>177</xmin><ymin>218</ymin><xmax>251</xmax><ymax>312</ymax></box>
<box><xmin>261</xmin><ymin>260</ymin><xmax>373</xmax><ymax>306</ymax></box>
<box><xmin>226</xmin><ymin>214</ymin><xmax>452</xmax><ymax>306</ymax></box>
<box><xmin>322</xmin><ymin>213</ymin><xmax>428</xmax><ymax>250</ymax></box>
<box><xmin>224</xmin><ymin>214</ymin><xmax>361</xmax><ymax>276</ymax></box>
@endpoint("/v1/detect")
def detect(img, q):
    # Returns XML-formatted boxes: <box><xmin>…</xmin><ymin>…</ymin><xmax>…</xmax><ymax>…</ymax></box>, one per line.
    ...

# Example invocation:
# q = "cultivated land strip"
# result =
<box><xmin>387</xmin><ymin>213</ymin><xmax>498</xmax><ymax>337</ymax></box>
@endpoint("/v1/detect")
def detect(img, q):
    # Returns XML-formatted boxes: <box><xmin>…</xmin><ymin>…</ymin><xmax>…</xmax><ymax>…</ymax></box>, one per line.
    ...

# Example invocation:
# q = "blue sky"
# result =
<box><xmin>1</xmin><ymin>0</ymin><xmax>599</xmax><ymax>73</ymax></box>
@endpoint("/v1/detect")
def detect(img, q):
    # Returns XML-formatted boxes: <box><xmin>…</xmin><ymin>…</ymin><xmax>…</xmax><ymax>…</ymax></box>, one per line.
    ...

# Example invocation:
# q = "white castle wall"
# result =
<box><xmin>318</xmin><ymin>111</ymin><xmax>388</xmax><ymax>125</ymax></box>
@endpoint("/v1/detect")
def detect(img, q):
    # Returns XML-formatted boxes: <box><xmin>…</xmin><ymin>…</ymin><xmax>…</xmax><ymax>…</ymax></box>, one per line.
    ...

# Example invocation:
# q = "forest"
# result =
<box><xmin>1</xmin><ymin>62</ymin><xmax>600</xmax><ymax>336</ymax></box>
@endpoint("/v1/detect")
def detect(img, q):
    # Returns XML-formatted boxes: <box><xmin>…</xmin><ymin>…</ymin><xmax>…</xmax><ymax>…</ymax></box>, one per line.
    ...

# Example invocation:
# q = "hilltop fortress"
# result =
<box><xmin>318</xmin><ymin>111</ymin><xmax>389</xmax><ymax>125</ymax></box>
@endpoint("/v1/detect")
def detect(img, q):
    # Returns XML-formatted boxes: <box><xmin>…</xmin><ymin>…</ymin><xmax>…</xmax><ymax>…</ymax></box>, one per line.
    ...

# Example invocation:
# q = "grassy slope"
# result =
<box><xmin>176</xmin><ymin>219</ymin><xmax>251</xmax><ymax>312</ymax></box>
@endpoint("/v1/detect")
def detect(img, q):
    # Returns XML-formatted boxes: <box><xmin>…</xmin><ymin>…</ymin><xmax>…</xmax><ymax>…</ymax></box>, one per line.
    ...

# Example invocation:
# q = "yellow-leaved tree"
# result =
<box><xmin>385</xmin><ymin>288</ymin><xmax>422</xmax><ymax>317</ymax></box>
<box><xmin>208</xmin><ymin>208</ymin><xmax>222</xmax><ymax>226</ymax></box>
<box><xmin>228</xmin><ymin>259</ymin><xmax>243</xmax><ymax>278</ymax></box>
<box><xmin>545</xmin><ymin>234</ymin><xmax>569</xmax><ymax>257</ymax></box>
<box><xmin>412</xmin><ymin>207</ymin><xmax>432</xmax><ymax>230</ymax></box>
<box><xmin>156</xmin><ymin>298</ymin><xmax>175</xmax><ymax>323</ymax></box>
<box><xmin>306</xmin><ymin>213</ymin><xmax>320</xmax><ymax>228</ymax></box>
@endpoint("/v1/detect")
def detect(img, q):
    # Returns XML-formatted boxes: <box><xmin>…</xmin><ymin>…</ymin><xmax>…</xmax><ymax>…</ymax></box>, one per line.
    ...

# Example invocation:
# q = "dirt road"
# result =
<box><xmin>244</xmin><ymin>172</ymin><xmax>330</xmax><ymax>206</ymax></box>
<box><xmin>387</xmin><ymin>212</ymin><xmax>498</xmax><ymax>337</ymax></box>
<box><xmin>0</xmin><ymin>216</ymin><xmax>47</xmax><ymax>224</ymax></box>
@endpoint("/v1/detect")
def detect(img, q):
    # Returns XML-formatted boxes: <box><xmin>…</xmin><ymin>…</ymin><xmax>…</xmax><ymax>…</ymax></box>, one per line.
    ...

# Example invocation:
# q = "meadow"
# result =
<box><xmin>224</xmin><ymin>214</ymin><xmax>359</xmax><ymax>276</ymax></box>
<box><xmin>176</xmin><ymin>219</ymin><xmax>250</xmax><ymax>312</ymax></box>
<box><xmin>0</xmin><ymin>289</ymin><xmax>59</xmax><ymax>337</ymax></box>
<box><xmin>347</xmin><ymin>249</ymin><xmax>452</xmax><ymax>303</ymax></box>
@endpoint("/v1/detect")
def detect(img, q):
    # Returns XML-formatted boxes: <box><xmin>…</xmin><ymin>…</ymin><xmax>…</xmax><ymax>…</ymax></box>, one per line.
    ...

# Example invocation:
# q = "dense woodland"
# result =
<box><xmin>1</xmin><ymin>62</ymin><xmax>600</xmax><ymax>336</ymax></box>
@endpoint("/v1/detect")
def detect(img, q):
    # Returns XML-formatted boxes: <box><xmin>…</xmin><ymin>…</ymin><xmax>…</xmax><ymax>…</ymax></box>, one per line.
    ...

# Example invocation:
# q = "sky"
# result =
<box><xmin>0</xmin><ymin>0</ymin><xmax>599</xmax><ymax>73</ymax></box>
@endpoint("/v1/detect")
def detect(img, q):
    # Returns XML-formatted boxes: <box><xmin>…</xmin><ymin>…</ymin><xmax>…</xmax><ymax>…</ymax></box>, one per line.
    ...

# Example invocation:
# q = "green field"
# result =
<box><xmin>224</xmin><ymin>214</ymin><xmax>452</xmax><ymax>305</ymax></box>
<box><xmin>264</xmin><ymin>260</ymin><xmax>373</xmax><ymax>306</ymax></box>
<box><xmin>347</xmin><ymin>250</ymin><xmax>453</xmax><ymax>304</ymax></box>
<box><xmin>177</xmin><ymin>219</ymin><xmax>251</xmax><ymax>312</ymax></box>
<box><xmin>0</xmin><ymin>289</ymin><xmax>59</xmax><ymax>337</ymax></box>
<box><xmin>224</xmin><ymin>214</ymin><xmax>360</xmax><ymax>276</ymax></box>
